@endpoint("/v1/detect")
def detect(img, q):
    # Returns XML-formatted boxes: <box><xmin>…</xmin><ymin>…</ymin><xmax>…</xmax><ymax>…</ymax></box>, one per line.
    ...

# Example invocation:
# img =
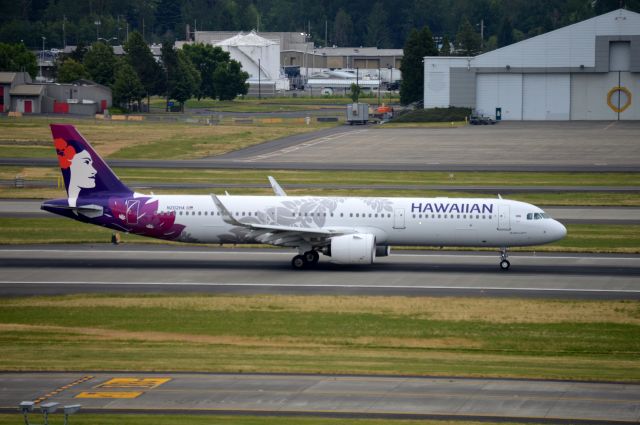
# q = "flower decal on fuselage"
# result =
<box><xmin>108</xmin><ymin>196</ymin><xmax>186</xmax><ymax>240</ymax></box>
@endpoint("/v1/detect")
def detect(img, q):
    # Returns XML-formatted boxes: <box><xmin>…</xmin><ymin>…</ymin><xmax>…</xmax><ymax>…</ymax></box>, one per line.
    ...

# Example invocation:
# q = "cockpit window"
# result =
<box><xmin>528</xmin><ymin>212</ymin><xmax>550</xmax><ymax>220</ymax></box>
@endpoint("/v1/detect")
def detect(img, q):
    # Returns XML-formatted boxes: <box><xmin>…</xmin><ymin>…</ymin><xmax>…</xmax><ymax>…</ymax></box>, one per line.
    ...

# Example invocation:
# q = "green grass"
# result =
<box><xmin>0</xmin><ymin>116</ymin><xmax>338</xmax><ymax>160</ymax></box>
<box><xmin>5</xmin><ymin>167</ymin><xmax>640</xmax><ymax>187</ymax></box>
<box><xmin>0</xmin><ymin>414</ymin><xmax>523</xmax><ymax>425</ymax></box>
<box><xmin>0</xmin><ymin>217</ymin><xmax>638</xmax><ymax>252</ymax></box>
<box><xmin>0</xmin><ymin>295</ymin><xmax>639</xmax><ymax>381</ymax></box>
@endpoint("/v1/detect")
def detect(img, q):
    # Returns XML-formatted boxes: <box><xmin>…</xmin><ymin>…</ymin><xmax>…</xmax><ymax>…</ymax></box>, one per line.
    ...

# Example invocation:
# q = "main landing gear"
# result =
<box><xmin>499</xmin><ymin>247</ymin><xmax>510</xmax><ymax>271</ymax></box>
<box><xmin>291</xmin><ymin>250</ymin><xmax>320</xmax><ymax>270</ymax></box>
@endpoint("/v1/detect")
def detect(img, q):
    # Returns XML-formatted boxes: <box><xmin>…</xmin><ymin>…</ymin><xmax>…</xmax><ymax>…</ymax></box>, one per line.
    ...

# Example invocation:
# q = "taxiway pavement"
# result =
<box><xmin>2</xmin><ymin>122</ymin><xmax>639</xmax><ymax>172</ymax></box>
<box><xmin>1</xmin><ymin>372</ymin><xmax>639</xmax><ymax>423</ymax></box>
<box><xmin>1</xmin><ymin>245</ymin><xmax>638</xmax><ymax>299</ymax></box>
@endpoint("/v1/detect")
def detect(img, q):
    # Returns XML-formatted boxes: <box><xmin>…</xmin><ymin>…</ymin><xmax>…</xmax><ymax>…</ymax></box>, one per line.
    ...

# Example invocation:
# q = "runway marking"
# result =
<box><xmin>33</xmin><ymin>375</ymin><xmax>94</xmax><ymax>404</ymax></box>
<box><xmin>604</xmin><ymin>121</ymin><xmax>617</xmax><ymax>130</ymax></box>
<box><xmin>96</xmin><ymin>378</ymin><xmax>171</xmax><ymax>389</ymax></box>
<box><xmin>76</xmin><ymin>391</ymin><xmax>143</xmax><ymax>399</ymax></box>
<box><xmin>0</xmin><ymin>249</ymin><xmax>637</xmax><ymax>261</ymax></box>
<box><xmin>240</xmin><ymin>130</ymin><xmax>368</xmax><ymax>162</ymax></box>
<box><xmin>2</xmin><ymin>281</ymin><xmax>639</xmax><ymax>293</ymax></box>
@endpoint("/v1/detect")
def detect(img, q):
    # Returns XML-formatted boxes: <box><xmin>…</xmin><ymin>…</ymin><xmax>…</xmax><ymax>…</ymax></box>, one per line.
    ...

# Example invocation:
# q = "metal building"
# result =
<box><xmin>424</xmin><ymin>8</ymin><xmax>640</xmax><ymax>120</ymax></box>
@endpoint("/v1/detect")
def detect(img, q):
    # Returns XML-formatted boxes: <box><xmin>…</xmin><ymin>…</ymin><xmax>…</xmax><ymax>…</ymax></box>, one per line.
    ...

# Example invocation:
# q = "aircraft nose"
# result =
<box><xmin>552</xmin><ymin>220</ymin><xmax>567</xmax><ymax>241</ymax></box>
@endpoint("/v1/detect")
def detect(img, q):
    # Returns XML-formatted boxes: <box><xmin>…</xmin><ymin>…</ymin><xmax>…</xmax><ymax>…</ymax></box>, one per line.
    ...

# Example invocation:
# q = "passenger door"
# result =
<box><xmin>498</xmin><ymin>205</ymin><xmax>510</xmax><ymax>230</ymax></box>
<box><xmin>393</xmin><ymin>208</ymin><xmax>405</xmax><ymax>229</ymax></box>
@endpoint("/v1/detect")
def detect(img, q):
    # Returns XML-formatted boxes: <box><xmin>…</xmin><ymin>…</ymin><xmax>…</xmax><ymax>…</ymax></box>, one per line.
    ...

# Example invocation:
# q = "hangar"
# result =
<box><xmin>424</xmin><ymin>8</ymin><xmax>640</xmax><ymax>120</ymax></box>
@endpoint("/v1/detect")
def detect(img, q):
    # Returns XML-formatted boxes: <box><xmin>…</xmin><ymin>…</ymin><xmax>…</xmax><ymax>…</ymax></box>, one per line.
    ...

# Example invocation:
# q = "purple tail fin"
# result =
<box><xmin>51</xmin><ymin>124</ymin><xmax>131</xmax><ymax>201</ymax></box>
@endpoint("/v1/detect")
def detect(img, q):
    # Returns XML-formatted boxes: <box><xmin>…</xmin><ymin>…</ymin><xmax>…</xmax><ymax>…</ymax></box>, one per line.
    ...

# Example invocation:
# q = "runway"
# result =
<box><xmin>1</xmin><ymin>245</ymin><xmax>638</xmax><ymax>299</ymax></box>
<box><xmin>1</xmin><ymin>372</ymin><xmax>639</xmax><ymax>423</ymax></box>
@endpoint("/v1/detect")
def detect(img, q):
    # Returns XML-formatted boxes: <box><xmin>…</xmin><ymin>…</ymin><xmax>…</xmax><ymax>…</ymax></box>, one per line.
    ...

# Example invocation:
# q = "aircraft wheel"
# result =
<box><xmin>500</xmin><ymin>259</ymin><xmax>510</xmax><ymax>271</ymax></box>
<box><xmin>292</xmin><ymin>255</ymin><xmax>307</xmax><ymax>270</ymax></box>
<box><xmin>304</xmin><ymin>250</ymin><xmax>319</xmax><ymax>265</ymax></box>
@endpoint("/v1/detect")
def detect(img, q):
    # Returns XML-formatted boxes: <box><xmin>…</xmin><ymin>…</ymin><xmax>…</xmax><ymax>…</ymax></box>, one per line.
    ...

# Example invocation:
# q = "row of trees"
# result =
<box><xmin>2</xmin><ymin>0</ymin><xmax>638</xmax><ymax>50</ymax></box>
<box><xmin>0</xmin><ymin>34</ymin><xmax>249</xmax><ymax>111</ymax></box>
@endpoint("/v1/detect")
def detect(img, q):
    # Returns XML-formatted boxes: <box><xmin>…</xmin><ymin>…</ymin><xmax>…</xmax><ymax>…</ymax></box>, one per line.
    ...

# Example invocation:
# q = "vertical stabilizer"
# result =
<box><xmin>50</xmin><ymin>124</ymin><xmax>131</xmax><ymax>206</ymax></box>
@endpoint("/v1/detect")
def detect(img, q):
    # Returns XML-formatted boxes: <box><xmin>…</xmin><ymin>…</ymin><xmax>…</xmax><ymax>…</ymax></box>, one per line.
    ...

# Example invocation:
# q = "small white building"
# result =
<box><xmin>215</xmin><ymin>31</ymin><xmax>289</xmax><ymax>91</ymax></box>
<box><xmin>424</xmin><ymin>8</ymin><xmax>640</xmax><ymax>120</ymax></box>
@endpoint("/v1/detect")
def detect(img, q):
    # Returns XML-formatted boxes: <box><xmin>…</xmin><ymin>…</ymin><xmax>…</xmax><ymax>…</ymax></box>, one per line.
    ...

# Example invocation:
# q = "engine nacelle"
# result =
<box><xmin>323</xmin><ymin>233</ymin><xmax>376</xmax><ymax>264</ymax></box>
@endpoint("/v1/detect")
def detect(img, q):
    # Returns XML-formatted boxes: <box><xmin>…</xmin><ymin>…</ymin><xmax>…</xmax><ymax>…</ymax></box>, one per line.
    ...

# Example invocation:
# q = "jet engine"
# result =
<box><xmin>322</xmin><ymin>233</ymin><xmax>376</xmax><ymax>264</ymax></box>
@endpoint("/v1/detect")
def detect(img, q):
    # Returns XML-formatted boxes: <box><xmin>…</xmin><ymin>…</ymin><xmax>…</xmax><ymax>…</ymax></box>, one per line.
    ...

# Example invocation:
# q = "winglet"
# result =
<box><xmin>211</xmin><ymin>194</ymin><xmax>245</xmax><ymax>226</ymax></box>
<box><xmin>268</xmin><ymin>176</ymin><xmax>287</xmax><ymax>196</ymax></box>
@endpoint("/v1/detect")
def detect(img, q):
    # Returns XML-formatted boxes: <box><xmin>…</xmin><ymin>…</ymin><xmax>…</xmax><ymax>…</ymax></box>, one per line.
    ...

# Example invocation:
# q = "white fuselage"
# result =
<box><xmin>149</xmin><ymin>194</ymin><xmax>567</xmax><ymax>248</ymax></box>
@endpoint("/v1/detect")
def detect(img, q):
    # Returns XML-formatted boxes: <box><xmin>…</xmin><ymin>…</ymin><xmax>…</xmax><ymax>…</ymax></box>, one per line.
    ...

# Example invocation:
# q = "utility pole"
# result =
<box><xmin>258</xmin><ymin>58</ymin><xmax>261</xmax><ymax>99</ymax></box>
<box><xmin>480</xmin><ymin>19</ymin><xmax>484</xmax><ymax>49</ymax></box>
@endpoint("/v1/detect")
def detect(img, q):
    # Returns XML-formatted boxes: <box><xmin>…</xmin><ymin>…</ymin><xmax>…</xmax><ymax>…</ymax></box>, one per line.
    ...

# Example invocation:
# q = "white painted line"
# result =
<box><xmin>0</xmin><ymin>281</ymin><xmax>639</xmax><ymax>293</ymax></box>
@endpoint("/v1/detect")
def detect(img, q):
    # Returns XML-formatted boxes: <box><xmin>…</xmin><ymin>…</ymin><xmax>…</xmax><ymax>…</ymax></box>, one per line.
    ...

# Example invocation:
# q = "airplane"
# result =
<box><xmin>42</xmin><ymin>124</ymin><xmax>567</xmax><ymax>270</ymax></box>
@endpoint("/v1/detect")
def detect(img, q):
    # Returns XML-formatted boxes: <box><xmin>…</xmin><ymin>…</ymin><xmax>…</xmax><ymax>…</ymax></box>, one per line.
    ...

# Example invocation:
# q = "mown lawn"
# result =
<box><xmin>0</xmin><ymin>295</ymin><xmax>639</xmax><ymax>381</ymax></box>
<box><xmin>0</xmin><ymin>116</ymin><xmax>336</xmax><ymax>160</ymax></box>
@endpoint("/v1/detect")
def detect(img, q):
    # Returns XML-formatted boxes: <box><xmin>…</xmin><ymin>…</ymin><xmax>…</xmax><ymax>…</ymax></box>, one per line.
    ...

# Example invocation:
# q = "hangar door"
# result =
<box><xmin>522</xmin><ymin>74</ymin><xmax>570</xmax><ymax>120</ymax></box>
<box><xmin>476</xmin><ymin>74</ymin><xmax>522</xmax><ymax>120</ymax></box>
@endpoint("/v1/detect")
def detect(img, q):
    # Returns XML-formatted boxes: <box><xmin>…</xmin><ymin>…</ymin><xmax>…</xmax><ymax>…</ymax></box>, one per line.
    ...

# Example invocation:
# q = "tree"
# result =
<box><xmin>440</xmin><ymin>35</ymin><xmax>451</xmax><ymax>55</ymax></box>
<box><xmin>497</xmin><ymin>16</ymin><xmax>514</xmax><ymax>47</ymax></box>
<box><xmin>0</xmin><ymin>42</ymin><xmax>38</xmax><ymax>78</ymax></box>
<box><xmin>112</xmin><ymin>62</ymin><xmax>146</xmax><ymax>110</ymax></box>
<box><xmin>182</xmin><ymin>42</ymin><xmax>230</xmax><ymax>100</ymax></box>
<box><xmin>365</xmin><ymin>2</ymin><xmax>391</xmax><ymax>48</ymax></box>
<box><xmin>456</xmin><ymin>16</ymin><xmax>482</xmax><ymax>56</ymax></box>
<box><xmin>161</xmin><ymin>42</ymin><xmax>200</xmax><ymax>110</ymax></box>
<box><xmin>83</xmin><ymin>41</ymin><xmax>116</xmax><ymax>86</ymax></box>
<box><xmin>68</xmin><ymin>41</ymin><xmax>88</xmax><ymax>63</ymax></box>
<box><xmin>399</xmin><ymin>26</ymin><xmax>437</xmax><ymax>105</ymax></box>
<box><xmin>349</xmin><ymin>83</ymin><xmax>361</xmax><ymax>102</ymax></box>
<box><xmin>124</xmin><ymin>31</ymin><xmax>164</xmax><ymax>105</ymax></box>
<box><xmin>212</xmin><ymin>59</ymin><xmax>248</xmax><ymax>101</ymax></box>
<box><xmin>333</xmin><ymin>8</ymin><xmax>353</xmax><ymax>47</ymax></box>
<box><xmin>155</xmin><ymin>0</ymin><xmax>182</xmax><ymax>37</ymax></box>
<box><xmin>57</xmin><ymin>58</ymin><xmax>88</xmax><ymax>82</ymax></box>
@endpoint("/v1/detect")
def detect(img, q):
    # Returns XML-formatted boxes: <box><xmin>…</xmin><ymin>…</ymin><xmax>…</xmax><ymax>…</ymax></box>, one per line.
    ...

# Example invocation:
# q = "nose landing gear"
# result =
<box><xmin>499</xmin><ymin>247</ymin><xmax>510</xmax><ymax>271</ymax></box>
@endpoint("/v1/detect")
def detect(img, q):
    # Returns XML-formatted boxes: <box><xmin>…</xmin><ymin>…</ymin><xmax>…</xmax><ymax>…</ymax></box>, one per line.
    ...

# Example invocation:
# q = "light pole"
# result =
<box><xmin>387</xmin><ymin>64</ymin><xmax>393</xmax><ymax>101</ymax></box>
<box><xmin>377</xmin><ymin>64</ymin><xmax>381</xmax><ymax>106</ymax></box>
<box><xmin>258</xmin><ymin>58</ymin><xmax>261</xmax><ymax>99</ymax></box>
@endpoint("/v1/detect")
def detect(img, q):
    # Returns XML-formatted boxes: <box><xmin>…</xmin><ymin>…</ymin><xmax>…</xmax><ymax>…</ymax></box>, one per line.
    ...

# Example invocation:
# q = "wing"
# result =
<box><xmin>211</xmin><ymin>194</ymin><xmax>345</xmax><ymax>248</ymax></box>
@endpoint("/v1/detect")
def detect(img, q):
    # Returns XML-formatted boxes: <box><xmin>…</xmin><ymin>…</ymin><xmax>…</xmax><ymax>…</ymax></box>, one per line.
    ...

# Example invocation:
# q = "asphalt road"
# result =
<box><xmin>1</xmin><ymin>245</ymin><xmax>638</xmax><ymax>299</ymax></box>
<box><xmin>1</xmin><ymin>372</ymin><xmax>639</xmax><ymax>423</ymax></box>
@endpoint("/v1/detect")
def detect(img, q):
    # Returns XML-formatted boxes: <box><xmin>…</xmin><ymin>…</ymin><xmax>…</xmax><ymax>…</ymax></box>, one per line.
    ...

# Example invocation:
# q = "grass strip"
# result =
<box><xmin>1</xmin><ymin>295</ymin><xmax>639</xmax><ymax>381</ymax></box>
<box><xmin>4</xmin><ymin>166</ymin><xmax>640</xmax><ymax>187</ymax></box>
<box><xmin>0</xmin><ymin>414</ymin><xmax>517</xmax><ymax>425</ymax></box>
<box><xmin>0</xmin><ymin>217</ymin><xmax>638</xmax><ymax>252</ymax></box>
<box><xmin>0</xmin><ymin>117</ymin><xmax>336</xmax><ymax>160</ymax></box>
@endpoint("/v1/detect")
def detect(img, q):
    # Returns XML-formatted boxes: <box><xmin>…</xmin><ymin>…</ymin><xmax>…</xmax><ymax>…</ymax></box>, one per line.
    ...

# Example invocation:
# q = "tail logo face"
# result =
<box><xmin>55</xmin><ymin>137</ymin><xmax>97</xmax><ymax>207</ymax></box>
